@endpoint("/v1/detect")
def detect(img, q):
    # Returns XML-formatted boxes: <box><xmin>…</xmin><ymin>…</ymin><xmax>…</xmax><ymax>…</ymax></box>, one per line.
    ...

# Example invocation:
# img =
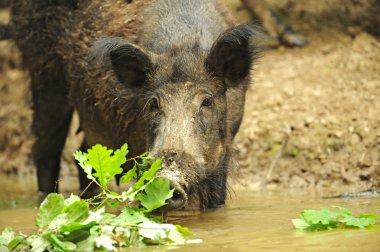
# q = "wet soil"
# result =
<box><xmin>228</xmin><ymin>0</ymin><xmax>380</xmax><ymax>192</ymax></box>
<box><xmin>0</xmin><ymin>1</ymin><xmax>379</xmax><ymax>195</ymax></box>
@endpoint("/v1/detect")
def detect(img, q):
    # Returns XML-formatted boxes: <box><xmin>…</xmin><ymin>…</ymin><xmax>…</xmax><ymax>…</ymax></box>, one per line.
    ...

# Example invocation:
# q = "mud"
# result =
<box><xmin>0</xmin><ymin>1</ymin><xmax>379</xmax><ymax>194</ymax></box>
<box><xmin>228</xmin><ymin>0</ymin><xmax>380</xmax><ymax>192</ymax></box>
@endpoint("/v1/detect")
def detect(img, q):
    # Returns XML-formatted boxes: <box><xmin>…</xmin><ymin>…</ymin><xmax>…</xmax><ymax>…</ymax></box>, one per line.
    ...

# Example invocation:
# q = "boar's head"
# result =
<box><xmin>88</xmin><ymin>24</ymin><xmax>260</xmax><ymax>210</ymax></box>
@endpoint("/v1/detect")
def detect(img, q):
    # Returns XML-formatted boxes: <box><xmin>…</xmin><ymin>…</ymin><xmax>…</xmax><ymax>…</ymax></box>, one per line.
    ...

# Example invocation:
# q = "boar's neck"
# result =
<box><xmin>139</xmin><ymin>0</ymin><xmax>229</xmax><ymax>54</ymax></box>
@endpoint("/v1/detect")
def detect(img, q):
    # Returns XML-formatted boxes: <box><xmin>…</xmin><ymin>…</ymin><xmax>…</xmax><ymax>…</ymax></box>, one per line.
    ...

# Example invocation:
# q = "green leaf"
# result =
<box><xmin>301</xmin><ymin>207</ymin><xmax>340</xmax><ymax>225</ymax></box>
<box><xmin>62</xmin><ymin>241</ymin><xmax>77</xmax><ymax>251</ymax></box>
<box><xmin>333</xmin><ymin>206</ymin><xmax>352</xmax><ymax>216</ymax></box>
<box><xmin>61</xmin><ymin>221</ymin><xmax>96</xmax><ymax>233</ymax></box>
<box><xmin>0</xmin><ymin>227</ymin><xmax>15</xmax><ymax>247</ymax></box>
<box><xmin>48</xmin><ymin>213</ymin><xmax>68</xmax><ymax>230</ymax></box>
<box><xmin>114</xmin><ymin>207</ymin><xmax>151</xmax><ymax>225</ymax></box>
<box><xmin>120</xmin><ymin>158</ymin><xmax>163</xmax><ymax>202</ymax></box>
<box><xmin>176</xmin><ymin>225</ymin><xmax>193</xmax><ymax>236</ymax></box>
<box><xmin>61</xmin><ymin>230</ymin><xmax>90</xmax><ymax>243</ymax></box>
<box><xmin>45</xmin><ymin>233</ymin><xmax>70</xmax><ymax>252</ymax></box>
<box><xmin>74</xmin><ymin>150</ymin><xmax>95</xmax><ymax>182</ymax></box>
<box><xmin>168</xmin><ymin>228</ymin><xmax>186</xmax><ymax>244</ymax></box>
<box><xmin>75</xmin><ymin>235</ymin><xmax>96</xmax><ymax>251</ymax></box>
<box><xmin>292</xmin><ymin>218</ymin><xmax>310</xmax><ymax>230</ymax></box>
<box><xmin>112</xmin><ymin>143</ymin><xmax>129</xmax><ymax>170</ymax></box>
<box><xmin>293</xmin><ymin>206</ymin><xmax>380</xmax><ymax>231</ymax></box>
<box><xmin>134</xmin><ymin>159</ymin><xmax>162</xmax><ymax>190</ymax></box>
<box><xmin>120</xmin><ymin>165</ymin><xmax>137</xmax><ymax>185</ymax></box>
<box><xmin>95</xmin><ymin>234</ymin><xmax>116</xmax><ymax>251</ymax></box>
<box><xmin>106</xmin><ymin>200</ymin><xmax>120</xmax><ymax>209</ymax></box>
<box><xmin>137</xmin><ymin>178</ymin><xmax>174</xmax><ymax>212</ymax></box>
<box><xmin>84</xmin><ymin>144</ymin><xmax>115</xmax><ymax>188</ymax></box>
<box><xmin>8</xmin><ymin>236</ymin><xmax>26</xmax><ymax>251</ymax></box>
<box><xmin>36</xmin><ymin>193</ymin><xmax>65</xmax><ymax>229</ymax></box>
<box><xmin>30</xmin><ymin>236</ymin><xmax>50</xmax><ymax>252</ymax></box>
<box><xmin>135</xmin><ymin>153</ymin><xmax>153</xmax><ymax>174</ymax></box>
<box><xmin>341</xmin><ymin>215</ymin><xmax>377</xmax><ymax>228</ymax></box>
<box><xmin>358</xmin><ymin>213</ymin><xmax>380</xmax><ymax>221</ymax></box>
<box><xmin>85</xmin><ymin>208</ymin><xmax>107</xmax><ymax>224</ymax></box>
<box><xmin>121</xmin><ymin>187</ymin><xmax>141</xmax><ymax>202</ymax></box>
<box><xmin>138</xmin><ymin>222</ymin><xmax>173</xmax><ymax>242</ymax></box>
<box><xmin>65</xmin><ymin>200</ymin><xmax>89</xmax><ymax>224</ymax></box>
<box><xmin>84</xmin><ymin>144</ymin><xmax>125</xmax><ymax>188</ymax></box>
<box><xmin>64</xmin><ymin>194</ymin><xmax>81</xmax><ymax>207</ymax></box>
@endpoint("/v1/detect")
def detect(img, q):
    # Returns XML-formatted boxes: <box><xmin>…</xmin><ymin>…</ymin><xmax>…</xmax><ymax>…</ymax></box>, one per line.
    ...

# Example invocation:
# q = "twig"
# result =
<box><xmin>79</xmin><ymin>180</ymin><xmax>95</xmax><ymax>197</ymax></box>
<box><xmin>265</xmin><ymin>130</ymin><xmax>290</xmax><ymax>181</ymax></box>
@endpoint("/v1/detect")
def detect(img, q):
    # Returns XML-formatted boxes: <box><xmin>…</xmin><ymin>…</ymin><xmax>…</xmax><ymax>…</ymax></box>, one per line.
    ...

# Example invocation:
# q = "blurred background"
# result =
<box><xmin>0</xmin><ymin>0</ymin><xmax>379</xmax><ymax>199</ymax></box>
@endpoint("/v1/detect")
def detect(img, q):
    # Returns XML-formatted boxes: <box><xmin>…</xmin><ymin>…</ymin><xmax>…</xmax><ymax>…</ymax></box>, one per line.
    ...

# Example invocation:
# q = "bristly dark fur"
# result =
<box><xmin>0</xmin><ymin>24</ymin><xmax>12</xmax><ymax>40</ymax></box>
<box><xmin>88</xmin><ymin>37</ymin><xmax>129</xmax><ymax>64</ymax></box>
<box><xmin>11</xmin><ymin>0</ymin><xmax>263</xmax><ymax>210</ymax></box>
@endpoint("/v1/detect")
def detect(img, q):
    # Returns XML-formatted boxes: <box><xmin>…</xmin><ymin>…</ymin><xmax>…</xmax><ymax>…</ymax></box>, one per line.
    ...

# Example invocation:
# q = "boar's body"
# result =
<box><xmin>11</xmin><ymin>0</ymin><xmax>260</xmax><ymax>210</ymax></box>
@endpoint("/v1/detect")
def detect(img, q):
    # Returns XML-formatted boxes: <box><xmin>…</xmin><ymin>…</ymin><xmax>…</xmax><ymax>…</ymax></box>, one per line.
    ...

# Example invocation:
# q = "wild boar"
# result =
<box><xmin>10</xmin><ymin>0</ymin><xmax>261</xmax><ymax>210</ymax></box>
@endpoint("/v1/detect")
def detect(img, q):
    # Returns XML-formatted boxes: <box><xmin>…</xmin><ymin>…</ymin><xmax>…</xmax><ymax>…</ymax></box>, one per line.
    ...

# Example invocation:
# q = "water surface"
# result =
<box><xmin>0</xmin><ymin>191</ymin><xmax>379</xmax><ymax>251</ymax></box>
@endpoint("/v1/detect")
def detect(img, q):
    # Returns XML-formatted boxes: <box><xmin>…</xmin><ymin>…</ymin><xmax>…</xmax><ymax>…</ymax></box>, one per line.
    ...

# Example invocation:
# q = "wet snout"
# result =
<box><xmin>155</xmin><ymin>149</ymin><xmax>198</xmax><ymax>210</ymax></box>
<box><xmin>167</xmin><ymin>180</ymin><xmax>188</xmax><ymax>209</ymax></box>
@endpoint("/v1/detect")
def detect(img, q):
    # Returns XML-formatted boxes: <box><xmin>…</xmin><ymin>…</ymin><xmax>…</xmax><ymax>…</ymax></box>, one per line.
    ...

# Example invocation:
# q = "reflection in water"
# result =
<box><xmin>0</xmin><ymin>191</ymin><xmax>379</xmax><ymax>251</ymax></box>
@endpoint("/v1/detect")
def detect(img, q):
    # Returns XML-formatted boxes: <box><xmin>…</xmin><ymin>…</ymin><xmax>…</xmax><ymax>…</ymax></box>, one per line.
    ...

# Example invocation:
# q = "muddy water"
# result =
<box><xmin>0</xmin><ymin>191</ymin><xmax>379</xmax><ymax>251</ymax></box>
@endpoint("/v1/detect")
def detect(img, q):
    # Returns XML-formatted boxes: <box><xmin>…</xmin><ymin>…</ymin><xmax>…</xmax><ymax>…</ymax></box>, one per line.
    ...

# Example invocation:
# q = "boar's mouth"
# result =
<box><xmin>155</xmin><ymin>150</ymin><xmax>204</xmax><ymax>211</ymax></box>
<box><xmin>165</xmin><ymin>180</ymin><xmax>188</xmax><ymax>210</ymax></box>
<box><xmin>157</xmin><ymin>171</ymin><xmax>226</xmax><ymax>211</ymax></box>
<box><xmin>153</xmin><ymin>148</ymin><xmax>229</xmax><ymax>211</ymax></box>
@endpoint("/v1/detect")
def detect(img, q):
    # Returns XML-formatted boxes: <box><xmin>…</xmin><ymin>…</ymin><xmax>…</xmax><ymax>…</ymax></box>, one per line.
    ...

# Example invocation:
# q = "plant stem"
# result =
<box><xmin>79</xmin><ymin>180</ymin><xmax>95</xmax><ymax>198</ymax></box>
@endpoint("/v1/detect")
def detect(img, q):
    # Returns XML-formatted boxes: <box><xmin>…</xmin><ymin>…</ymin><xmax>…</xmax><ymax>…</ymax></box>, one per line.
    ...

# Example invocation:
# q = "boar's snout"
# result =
<box><xmin>155</xmin><ymin>149</ymin><xmax>200</xmax><ymax>210</ymax></box>
<box><xmin>167</xmin><ymin>180</ymin><xmax>187</xmax><ymax>210</ymax></box>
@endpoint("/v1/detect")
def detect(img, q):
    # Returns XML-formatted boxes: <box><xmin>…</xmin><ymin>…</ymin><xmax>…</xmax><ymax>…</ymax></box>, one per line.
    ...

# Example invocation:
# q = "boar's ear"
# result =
<box><xmin>89</xmin><ymin>37</ymin><xmax>153</xmax><ymax>87</ymax></box>
<box><xmin>206</xmin><ymin>24</ymin><xmax>261</xmax><ymax>87</ymax></box>
<box><xmin>109</xmin><ymin>44</ymin><xmax>153</xmax><ymax>86</ymax></box>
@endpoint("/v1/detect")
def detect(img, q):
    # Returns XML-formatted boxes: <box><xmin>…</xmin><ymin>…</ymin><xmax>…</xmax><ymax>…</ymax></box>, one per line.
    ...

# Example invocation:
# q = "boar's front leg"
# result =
<box><xmin>242</xmin><ymin>0</ymin><xmax>308</xmax><ymax>47</ymax></box>
<box><xmin>31</xmin><ymin>57</ymin><xmax>73</xmax><ymax>196</ymax></box>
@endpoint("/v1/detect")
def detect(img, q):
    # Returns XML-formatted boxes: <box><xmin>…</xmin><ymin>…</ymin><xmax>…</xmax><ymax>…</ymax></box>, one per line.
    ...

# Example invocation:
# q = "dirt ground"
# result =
<box><xmin>0</xmin><ymin>1</ymin><xmax>379</xmax><ymax>196</ymax></box>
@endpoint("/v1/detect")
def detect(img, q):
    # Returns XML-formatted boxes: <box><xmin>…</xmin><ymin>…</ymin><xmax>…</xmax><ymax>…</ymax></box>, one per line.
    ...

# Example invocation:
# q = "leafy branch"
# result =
<box><xmin>292</xmin><ymin>206</ymin><xmax>380</xmax><ymax>231</ymax></box>
<box><xmin>73</xmin><ymin>144</ymin><xmax>171</xmax><ymax>212</ymax></box>
<box><xmin>0</xmin><ymin>143</ymin><xmax>195</xmax><ymax>251</ymax></box>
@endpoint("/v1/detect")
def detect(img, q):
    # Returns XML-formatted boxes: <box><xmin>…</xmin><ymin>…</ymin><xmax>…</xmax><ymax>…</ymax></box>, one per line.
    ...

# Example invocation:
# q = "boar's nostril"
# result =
<box><xmin>162</xmin><ymin>150</ymin><xmax>178</xmax><ymax>165</ymax></box>
<box><xmin>167</xmin><ymin>182</ymin><xmax>188</xmax><ymax>210</ymax></box>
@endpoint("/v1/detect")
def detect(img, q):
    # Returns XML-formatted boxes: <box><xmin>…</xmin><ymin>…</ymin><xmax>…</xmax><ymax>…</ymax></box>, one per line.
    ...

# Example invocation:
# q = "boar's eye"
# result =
<box><xmin>147</xmin><ymin>97</ymin><xmax>161</xmax><ymax>134</ymax></box>
<box><xmin>201</xmin><ymin>97</ymin><xmax>213</xmax><ymax>108</ymax></box>
<box><xmin>148</xmin><ymin>97</ymin><xmax>160</xmax><ymax>112</ymax></box>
